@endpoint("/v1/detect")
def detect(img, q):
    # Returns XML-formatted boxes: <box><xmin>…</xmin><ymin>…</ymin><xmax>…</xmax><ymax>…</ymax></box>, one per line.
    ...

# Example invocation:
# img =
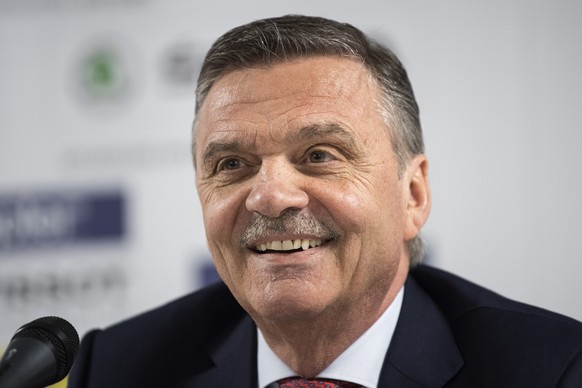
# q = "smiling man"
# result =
<box><xmin>194</xmin><ymin>55</ymin><xmax>426</xmax><ymax>379</ymax></box>
<box><xmin>69</xmin><ymin>15</ymin><xmax>582</xmax><ymax>387</ymax></box>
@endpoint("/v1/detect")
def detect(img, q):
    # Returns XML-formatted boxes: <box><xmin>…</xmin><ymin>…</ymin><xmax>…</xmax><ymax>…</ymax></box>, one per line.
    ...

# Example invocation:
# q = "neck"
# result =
<box><xmin>257</xmin><ymin>260</ymin><xmax>409</xmax><ymax>377</ymax></box>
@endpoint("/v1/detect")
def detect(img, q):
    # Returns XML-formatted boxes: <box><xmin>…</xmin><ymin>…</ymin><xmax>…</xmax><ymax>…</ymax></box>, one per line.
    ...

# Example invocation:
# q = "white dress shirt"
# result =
<box><xmin>258</xmin><ymin>287</ymin><xmax>404</xmax><ymax>388</ymax></box>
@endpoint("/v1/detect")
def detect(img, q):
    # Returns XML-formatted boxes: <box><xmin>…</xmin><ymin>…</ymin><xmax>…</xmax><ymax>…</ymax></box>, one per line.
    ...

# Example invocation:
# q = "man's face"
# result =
<box><xmin>195</xmin><ymin>57</ymin><xmax>426</xmax><ymax>325</ymax></box>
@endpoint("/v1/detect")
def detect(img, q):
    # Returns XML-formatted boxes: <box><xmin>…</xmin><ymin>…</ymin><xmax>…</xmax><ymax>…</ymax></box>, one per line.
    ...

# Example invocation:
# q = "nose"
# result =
<box><xmin>245</xmin><ymin>161</ymin><xmax>309</xmax><ymax>218</ymax></box>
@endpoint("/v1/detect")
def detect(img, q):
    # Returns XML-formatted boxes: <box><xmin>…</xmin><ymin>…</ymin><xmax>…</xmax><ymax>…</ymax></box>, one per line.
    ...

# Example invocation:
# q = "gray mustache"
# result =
<box><xmin>240</xmin><ymin>210</ymin><xmax>342</xmax><ymax>247</ymax></box>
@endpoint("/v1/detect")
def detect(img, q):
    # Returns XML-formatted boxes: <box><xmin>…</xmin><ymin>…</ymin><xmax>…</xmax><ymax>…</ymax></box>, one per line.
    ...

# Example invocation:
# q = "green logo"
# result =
<box><xmin>79</xmin><ymin>48</ymin><xmax>127</xmax><ymax>101</ymax></box>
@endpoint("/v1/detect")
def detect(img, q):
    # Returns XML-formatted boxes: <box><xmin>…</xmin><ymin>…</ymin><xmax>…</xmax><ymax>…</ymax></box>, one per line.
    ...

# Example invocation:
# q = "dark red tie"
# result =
<box><xmin>277</xmin><ymin>377</ymin><xmax>361</xmax><ymax>388</ymax></box>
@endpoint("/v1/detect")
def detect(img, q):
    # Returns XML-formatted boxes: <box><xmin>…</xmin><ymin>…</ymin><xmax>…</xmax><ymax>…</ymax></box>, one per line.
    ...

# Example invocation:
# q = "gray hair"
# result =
<box><xmin>194</xmin><ymin>15</ymin><xmax>425</xmax><ymax>265</ymax></box>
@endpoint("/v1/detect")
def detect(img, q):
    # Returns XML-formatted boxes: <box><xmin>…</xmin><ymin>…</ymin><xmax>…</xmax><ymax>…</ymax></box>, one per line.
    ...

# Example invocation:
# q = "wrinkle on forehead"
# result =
<box><xmin>198</xmin><ymin>58</ymin><xmax>377</xmax><ymax>126</ymax></box>
<box><xmin>195</xmin><ymin>57</ymin><xmax>383</xmax><ymax>161</ymax></box>
<box><xmin>208</xmin><ymin>57</ymin><xmax>373</xmax><ymax>105</ymax></box>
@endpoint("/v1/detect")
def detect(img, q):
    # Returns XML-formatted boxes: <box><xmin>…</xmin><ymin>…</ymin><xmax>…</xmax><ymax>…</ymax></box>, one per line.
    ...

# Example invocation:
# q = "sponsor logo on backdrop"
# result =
<box><xmin>0</xmin><ymin>189</ymin><xmax>129</xmax><ymax>346</ymax></box>
<box><xmin>69</xmin><ymin>37</ymin><xmax>140</xmax><ymax>116</ymax></box>
<box><xmin>0</xmin><ymin>263</ymin><xmax>127</xmax><ymax>308</ymax></box>
<box><xmin>0</xmin><ymin>0</ymin><xmax>149</xmax><ymax>14</ymax></box>
<box><xmin>79</xmin><ymin>48</ymin><xmax>129</xmax><ymax>101</ymax></box>
<box><xmin>0</xmin><ymin>190</ymin><xmax>125</xmax><ymax>252</ymax></box>
<box><xmin>159</xmin><ymin>41</ymin><xmax>203</xmax><ymax>93</ymax></box>
<box><xmin>61</xmin><ymin>142</ymin><xmax>190</xmax><ymax>171</ymax></box>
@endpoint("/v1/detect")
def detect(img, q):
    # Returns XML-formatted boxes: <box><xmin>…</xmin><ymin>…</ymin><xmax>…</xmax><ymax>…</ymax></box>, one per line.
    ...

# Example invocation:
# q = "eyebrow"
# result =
<box><xmin>200</xmin><ymin>141</ymin><xmax>245</xmax><ymax>167</ymax></box>
<box><xmin>200</xmin><ymin>122</ymin><xmax>364</xmax><ymax>166</ymax></box>
<box><xmin>288</xmin><ymin>123</ymin><xmax>359</xmax><ymax>149</ymax></box>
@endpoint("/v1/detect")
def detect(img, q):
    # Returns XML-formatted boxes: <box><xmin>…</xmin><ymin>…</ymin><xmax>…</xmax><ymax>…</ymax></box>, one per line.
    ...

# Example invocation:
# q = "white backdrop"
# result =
<box><xmin>1</xmin><ymin>0</ymin><xmax>581</xmax><ymax>352</ymax></box>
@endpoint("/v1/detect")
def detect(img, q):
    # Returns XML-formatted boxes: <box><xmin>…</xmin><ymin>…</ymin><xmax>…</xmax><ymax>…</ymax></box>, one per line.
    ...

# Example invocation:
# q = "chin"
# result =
<box><xmin>256</xmin><ymin>302</ymin><xmax>324</xmax><ymax>323</ymax></box>
<box><xmin>250</xmin><ymin>284</ymin><xmax>332</xmax><ymax>322</ymax></box>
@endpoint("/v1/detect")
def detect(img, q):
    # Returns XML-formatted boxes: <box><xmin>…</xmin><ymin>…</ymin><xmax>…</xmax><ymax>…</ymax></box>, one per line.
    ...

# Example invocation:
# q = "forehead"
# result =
<box><xmin>207</xmin><ymin>56</ymin><xmax>371</xmax><ymax>101</ymax></box>
<box><xmin>195</xmin><ymin>57</ymin><xmax>385</xmax><ymax>149</ymax></box>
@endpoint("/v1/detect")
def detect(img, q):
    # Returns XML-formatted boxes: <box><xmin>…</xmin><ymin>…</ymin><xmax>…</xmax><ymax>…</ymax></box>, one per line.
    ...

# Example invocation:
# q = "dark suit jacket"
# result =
<box><xmin>68</xmin><ymin>266</ymin><xmax>582</xmax><ymax>387</ymax></box>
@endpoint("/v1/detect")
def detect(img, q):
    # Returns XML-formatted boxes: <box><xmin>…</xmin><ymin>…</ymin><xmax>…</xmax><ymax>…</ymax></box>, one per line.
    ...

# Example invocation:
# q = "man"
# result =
<box><xmin>69</xmin><ymin>15</ymin><xmax>582</xmax><ymax>387</ymax></box>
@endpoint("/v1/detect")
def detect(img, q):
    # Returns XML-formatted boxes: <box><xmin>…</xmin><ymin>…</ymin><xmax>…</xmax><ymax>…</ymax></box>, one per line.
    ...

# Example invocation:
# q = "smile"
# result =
<box><xmin>255</xmin><ymin>239</ymin><xmax>324</xmax><ymax>252</ymax></box>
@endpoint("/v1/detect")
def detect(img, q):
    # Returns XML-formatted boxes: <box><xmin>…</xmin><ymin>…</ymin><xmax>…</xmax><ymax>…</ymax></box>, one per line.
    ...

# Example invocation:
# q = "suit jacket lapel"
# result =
<box><xmin>182</xmin><ymin>275</ymin><xmax>462</xmax><ymax>387</ymax></box>
<box><xmin>182</xmin><ymin>312</ymin><xmax>258</xmax><ymax>387</ymax></box>
<box><xmin>378</xmin><ymin>276</ymin><xmax>464</xmax><ymax>388</ymax></box>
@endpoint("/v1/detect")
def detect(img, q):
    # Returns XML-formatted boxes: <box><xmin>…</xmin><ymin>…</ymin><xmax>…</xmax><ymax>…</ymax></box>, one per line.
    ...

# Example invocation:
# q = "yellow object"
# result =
<box><xmin>49</xmin><ymin>376</ymin><xmax>68</xmax><ymax>387</ymax></box>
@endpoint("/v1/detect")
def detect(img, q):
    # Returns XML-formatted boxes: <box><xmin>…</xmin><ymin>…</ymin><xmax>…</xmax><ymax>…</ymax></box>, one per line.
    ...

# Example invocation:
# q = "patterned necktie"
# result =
<box><xmin>277</xmin><ymin>377</ymin><xmax>362</xmax><ymax>388</ymax></box>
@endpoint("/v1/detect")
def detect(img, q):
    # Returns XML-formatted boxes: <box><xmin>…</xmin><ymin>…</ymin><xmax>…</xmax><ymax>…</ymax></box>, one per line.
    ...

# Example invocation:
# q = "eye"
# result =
<box><xmin>217</xmin><ymin>157</ymin><xmax>244</xmax><ymax>171</ymax></box>
<box><xmin>308</xmin><ymin>150</ymin><xmax>334</xmax><ymax>163</ymax></box>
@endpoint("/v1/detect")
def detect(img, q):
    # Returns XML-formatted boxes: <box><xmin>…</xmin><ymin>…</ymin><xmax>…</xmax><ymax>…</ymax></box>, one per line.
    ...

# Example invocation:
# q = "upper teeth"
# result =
<box><xmin>256</xmin><ymin>239</ymin><xmax>323</xmax><ymax>252</ymax></box>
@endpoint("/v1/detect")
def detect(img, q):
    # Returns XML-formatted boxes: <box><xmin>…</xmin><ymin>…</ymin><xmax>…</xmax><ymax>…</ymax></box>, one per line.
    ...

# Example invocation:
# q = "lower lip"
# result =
<box><xmin>250</xmin><ymin>244</ymin><xmax>327</xmax><ymax>263</ymax></box>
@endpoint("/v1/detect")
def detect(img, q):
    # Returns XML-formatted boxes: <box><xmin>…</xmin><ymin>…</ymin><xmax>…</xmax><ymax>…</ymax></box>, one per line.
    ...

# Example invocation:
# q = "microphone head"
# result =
<box><xmin>12</xmin><ymin>316</ymin><xmax>80</xmax><ymax>381</ymax></box>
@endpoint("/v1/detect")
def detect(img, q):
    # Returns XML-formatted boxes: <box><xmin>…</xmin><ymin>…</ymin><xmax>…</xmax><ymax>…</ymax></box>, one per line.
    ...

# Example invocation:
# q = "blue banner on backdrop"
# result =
<box><xmin>0</xmin><ymin>190</ymin><xmax>126</xmax><ymax>253</ymax></box>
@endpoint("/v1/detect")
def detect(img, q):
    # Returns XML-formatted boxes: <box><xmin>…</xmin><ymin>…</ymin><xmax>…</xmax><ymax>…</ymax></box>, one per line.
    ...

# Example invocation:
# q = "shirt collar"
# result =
<box><xmin>258</xmin><ymin>286</ymin><xmax>404</xmax><ymax>388</ymax></box>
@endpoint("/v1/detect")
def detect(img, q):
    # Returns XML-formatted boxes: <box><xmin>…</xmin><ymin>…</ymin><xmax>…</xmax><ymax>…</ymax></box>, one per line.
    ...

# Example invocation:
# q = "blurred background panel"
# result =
<box><xmin>1</xmin><ymin>0</ymin><xmax>581</xmax><ymax>355</ymax></box>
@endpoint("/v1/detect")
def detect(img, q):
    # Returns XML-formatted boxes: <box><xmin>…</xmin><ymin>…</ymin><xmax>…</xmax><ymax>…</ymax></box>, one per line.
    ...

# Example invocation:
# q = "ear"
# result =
<box><xmin>403</xmin><ymin>154</ymin><xmax>431</xmax><ymax>241</ymax></box>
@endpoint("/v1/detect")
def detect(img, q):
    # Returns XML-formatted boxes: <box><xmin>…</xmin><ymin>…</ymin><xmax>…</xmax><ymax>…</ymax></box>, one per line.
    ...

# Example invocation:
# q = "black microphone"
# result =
<box><xmin>0</xmin><ymin>316</ymin><xmax>79</xmax><ymax>388</ymax></box>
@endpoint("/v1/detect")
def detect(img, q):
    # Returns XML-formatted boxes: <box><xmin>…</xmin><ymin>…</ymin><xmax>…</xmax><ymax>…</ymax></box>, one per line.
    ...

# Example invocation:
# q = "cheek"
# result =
<box><xmin>200</xmin><ymin>190</ymin><xmax>250</xmax><ymax>290</ymax></box>
<box><xmin>321</xmin><ymin>179</ymin><xmax>407</xmax><ymax>262</ymax></box>
<box><xmin>316</xmin><ymin>177</ymin><xmax>396</xmax><ymax>230</ymax></box>
<box><xmin>199</xmin><ymin>186</ymin><xmax>249</xmax><ymax>248</ymax></box>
